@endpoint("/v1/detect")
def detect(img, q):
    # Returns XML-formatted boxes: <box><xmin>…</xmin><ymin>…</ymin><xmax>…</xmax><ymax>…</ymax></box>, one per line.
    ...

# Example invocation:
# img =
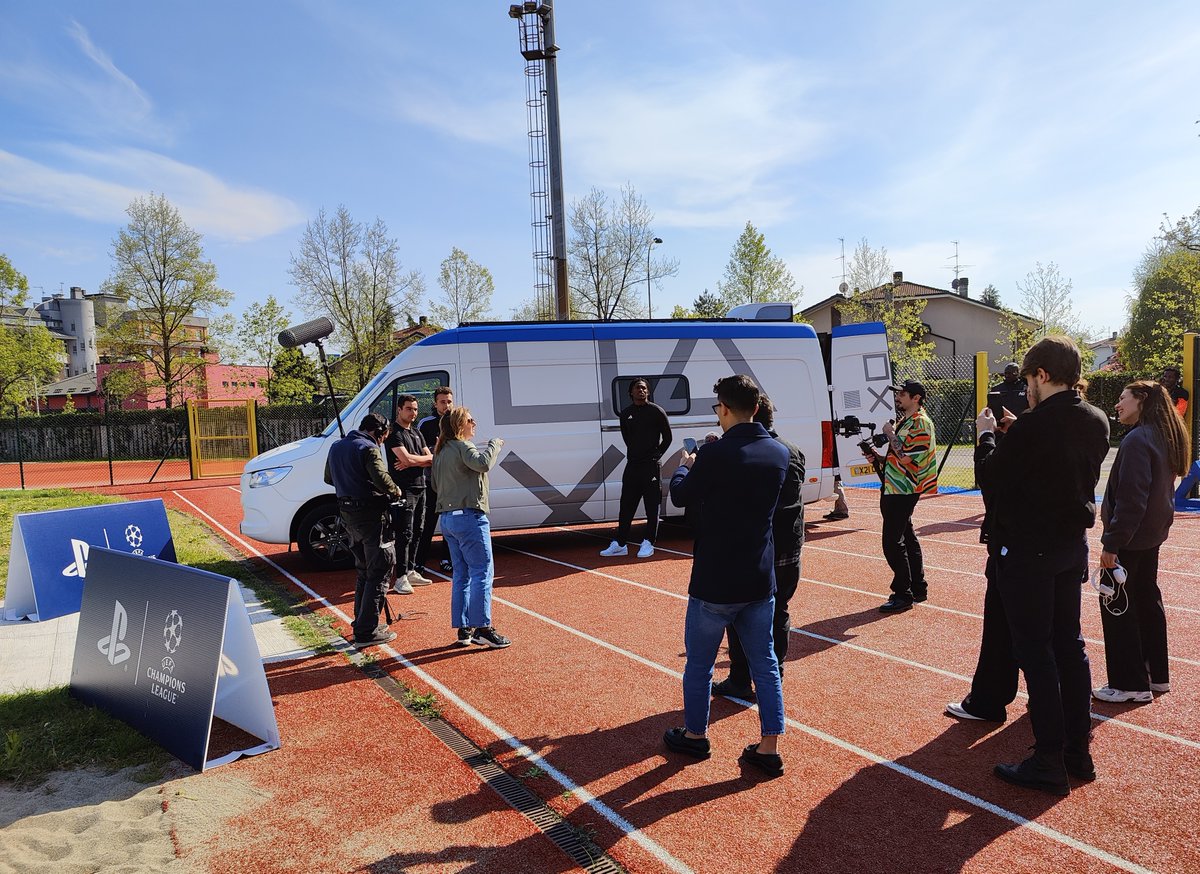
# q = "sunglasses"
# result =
<box><xmin>467</xmin><ymin>417</ymin><xmax>476</xmax><ymax>424</ymax></box>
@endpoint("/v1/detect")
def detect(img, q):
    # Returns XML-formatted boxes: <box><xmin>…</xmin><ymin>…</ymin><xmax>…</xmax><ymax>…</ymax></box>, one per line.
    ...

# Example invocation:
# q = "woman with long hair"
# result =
<box><xmin>431</xmin><ymin>407</ymin><xmax>510</xmax><ymax>648</ymax></box>
<box><xmin>1093</xmin><ymin>380</ymin><xmax>1190</xmax><ymax>703</ymax></box>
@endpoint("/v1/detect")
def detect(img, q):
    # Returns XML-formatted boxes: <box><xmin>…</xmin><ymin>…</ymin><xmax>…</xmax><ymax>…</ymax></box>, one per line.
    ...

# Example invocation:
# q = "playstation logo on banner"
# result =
<box><xmin>125</xmin><ymin>524</ymin><xmax>144</xmax><ymax>555</ymax></box>
<box><xmin>61</xmin><ymin>538</ymin><xmax>91</xmax><ymax>578</ymax></box>
<box><xmin>97</xmin><ymin>600</ymin><xmax>131</xmax><ymax>666</ymax></box>
<box><xmin>163</xmin><ymin>610</ymin><xmax>184</xmax><ymax>653</ymax></box>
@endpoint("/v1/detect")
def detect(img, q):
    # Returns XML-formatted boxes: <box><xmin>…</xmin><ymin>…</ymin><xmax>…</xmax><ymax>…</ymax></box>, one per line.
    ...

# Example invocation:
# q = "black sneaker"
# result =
<box><xmin>454</xmin><ymin>627</ymin><xmax>474</xmax><ymax>647</ymax></box>
<box><xmin>471</xmin><ymin>626</ymin><xmax>512</xmax><ymax>648</ymax></box>
<box><xmin>711</xmin><ymin>677</ymin><xmax>755</xmax><ymax>699</ymax></box>
<box><xmin>663</xmin><ymin>727</ymin><xmax>711</xmax><ymax>760</ymax></box>
<box><xmin>353</xmin><ymin>630</ymin><xmax>397</xmax><ymax>648</ymax></box>
<box><xmin>740</xmin><ymin>743</ymin><xmax>784</xmax><ymax>777</ymax></box>
<box><xmin>1064</xmin><ymin>750</ymin><xmax>1096</xmax><ymax>782</ymax></box>
<box><xmin>879</xmin><ymin>596</ymin><xmax>914</xmax><ymax>614</ymax></box>
<box><xmin>439</xmin><ymin>559</ymin><xmax>454</xmax><ymax>574</ymax></box>
<box><xmin>994</xmin><ymin>752</ymin><xmax>1070</xmax><ymax>797</ymax></box>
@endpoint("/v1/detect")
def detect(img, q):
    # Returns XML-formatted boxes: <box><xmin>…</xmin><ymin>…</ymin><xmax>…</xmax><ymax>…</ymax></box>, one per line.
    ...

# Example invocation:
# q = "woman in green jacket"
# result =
<box><xmin>431</xmin><ymin>407</ymin><xmax>510</xmax><ymax>649</ymax></box>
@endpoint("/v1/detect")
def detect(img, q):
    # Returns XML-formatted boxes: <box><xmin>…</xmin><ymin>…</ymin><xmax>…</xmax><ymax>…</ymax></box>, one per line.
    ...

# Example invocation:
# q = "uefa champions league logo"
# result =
<box><xmin>125</xmin><ymin>524</ymin><xmax>144</xmax><ymax>555</ymax></box>
<box><xmin>163</xmin><ymin>610</ymin><xmax>184</xmax><ymax>653</ymax></box>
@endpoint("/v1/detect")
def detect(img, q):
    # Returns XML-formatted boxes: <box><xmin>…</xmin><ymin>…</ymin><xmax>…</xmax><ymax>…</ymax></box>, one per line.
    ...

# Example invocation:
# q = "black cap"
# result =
<box><xmin>886</xmin><ymin>379</ymin><xmax>927</xmax><ymax>399</ymax></box>
<box><xmin>359</xmin><ymin>413</ymin><xmax>390</xmax><ymax>434</ymax></box>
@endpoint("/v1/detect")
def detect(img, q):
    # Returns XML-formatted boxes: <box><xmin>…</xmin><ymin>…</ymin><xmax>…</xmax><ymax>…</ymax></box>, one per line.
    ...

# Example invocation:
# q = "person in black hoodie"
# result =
<box><xmin>600</xmin><ymin>378</ymin><xmax>672</xmax><ymax>559</ymax></box>
<box><xmin>1093</xmin><ymin>380</ymin><xmax>1191</xmax><ymax>703</ymax></box>
<box><xmin>969</xmin><ymin>336</ymin><xmax>1109</xmax><ymax>797</ymax></box>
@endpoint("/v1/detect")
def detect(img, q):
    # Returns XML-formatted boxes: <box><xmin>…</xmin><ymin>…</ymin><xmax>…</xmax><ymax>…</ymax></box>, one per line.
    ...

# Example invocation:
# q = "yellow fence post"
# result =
<box><xmin>186</xmin><ymin>398</ymin><xmax>200</xmax><ymax>479</ymax></box>
<box><xmin>974</xmin><ymin>351</ymin><xmax>989</xmax><ymax>417</ymax></box>
<box><xmin>1184</xmin><ymin>333</ymin><xmax>1197</xmax><ymax>447</ymax></box>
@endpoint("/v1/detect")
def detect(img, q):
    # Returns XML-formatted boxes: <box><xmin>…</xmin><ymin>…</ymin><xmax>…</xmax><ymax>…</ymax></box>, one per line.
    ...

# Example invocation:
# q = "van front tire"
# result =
<box><xmin>296</xmin><ymin>502</ymin><xmax>355</xmax><ymax>570</ymax></box>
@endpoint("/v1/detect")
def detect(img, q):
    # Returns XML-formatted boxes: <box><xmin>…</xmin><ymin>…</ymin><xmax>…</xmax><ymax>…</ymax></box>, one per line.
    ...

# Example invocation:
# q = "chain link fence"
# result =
<box><xmin>894</xmin><ymin>354</ymin><xmax>978</xmax><ymax>492</ymax></box>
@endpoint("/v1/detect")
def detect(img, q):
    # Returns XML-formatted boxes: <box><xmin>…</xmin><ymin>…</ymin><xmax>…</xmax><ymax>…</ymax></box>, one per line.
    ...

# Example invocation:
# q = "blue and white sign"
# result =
<box><xmin>70</xmin><ymin>548</ymin><xmax>280</xmax><ymax>772</ymax></box>
<box><xmin>3</xmin><ymin>499</ymin><xmax>177</xmax><ymax>622</ymax></box>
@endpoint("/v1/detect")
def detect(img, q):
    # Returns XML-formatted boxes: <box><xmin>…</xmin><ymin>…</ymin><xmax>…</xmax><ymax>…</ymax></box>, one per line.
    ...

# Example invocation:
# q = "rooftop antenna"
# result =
<box><xmin>945</xmin><ymin>240</ymin><xmax>973</xmax><ymax>282</ymax></box>
<box><xmin>834</xmin><ymin>237</ymin><xmax>849</xmax><ymax>294</ymax></box>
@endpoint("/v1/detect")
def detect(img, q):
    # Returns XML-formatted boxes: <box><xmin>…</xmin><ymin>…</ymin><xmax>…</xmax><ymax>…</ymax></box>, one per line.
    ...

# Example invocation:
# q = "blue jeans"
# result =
<box><xmin>440</xmin><ymin>509</ymin><xmax>494</xmax><ymax>629</ymax></box>
<box><xmin>683</xmin><ymin>596</ymin><xmax>785</xmax><ymax>737</ymax></box>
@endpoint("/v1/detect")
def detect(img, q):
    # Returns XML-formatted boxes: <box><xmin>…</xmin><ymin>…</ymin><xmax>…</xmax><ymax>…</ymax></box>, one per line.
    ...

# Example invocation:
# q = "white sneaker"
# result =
<box><xmin>945</xmin><ymin>701</ymin><xmax>986</xmax><ymax>721</ymax></box>
<box><xmin>392</xmin><ymin>577</ymin><xmax>414</xmax><ymax>595</ymax></box>
<box><xmin>599</xmin><ymin>541</ymin><xmax>628</xmax><ymax>557</ymax></box>
<box><xmin>637</xmin><ymin>540</ymin><xmax>654</xmax><ymax>558</ymax></box>
<box><xmin>406</xmin><ymin>569</ymin><xmax>433</xmax><ymax>587</ymax></box>
<box><xmin>1092</xmin><ymin>686</ymin><xmax>1152</xmax><ymax>703</ymax></box>
<box><xmin>1150</xmin><ymin>681</ymin><xmax>1170</xmax><ymax>693</ymax></box>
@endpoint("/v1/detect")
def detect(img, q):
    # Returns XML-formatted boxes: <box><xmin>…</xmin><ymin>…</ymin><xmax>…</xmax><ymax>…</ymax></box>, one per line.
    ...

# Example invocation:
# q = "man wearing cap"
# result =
<box><xmin>861</xmin><ymin>379</ymin><xmax>938</xmax><ymax>613</ymax></box>
<box><xmin>992</xmin><ymin>363</ymin><xmax>1029</xmax><ymax>418</ymax></box>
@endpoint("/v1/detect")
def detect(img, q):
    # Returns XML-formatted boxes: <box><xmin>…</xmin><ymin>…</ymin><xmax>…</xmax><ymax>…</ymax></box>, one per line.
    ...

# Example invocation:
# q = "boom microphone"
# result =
<box><xmin>278</xmin><ymin>317</ymin><xmax>335</xmax><ymax>349</ymax></box>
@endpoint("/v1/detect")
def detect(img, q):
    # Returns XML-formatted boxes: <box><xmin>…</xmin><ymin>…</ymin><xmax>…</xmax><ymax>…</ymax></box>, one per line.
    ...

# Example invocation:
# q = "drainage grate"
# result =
<box><xmin>364</xmin><ymin>663</ymin><xmax>626</xmax><ymax>874</ymax></box>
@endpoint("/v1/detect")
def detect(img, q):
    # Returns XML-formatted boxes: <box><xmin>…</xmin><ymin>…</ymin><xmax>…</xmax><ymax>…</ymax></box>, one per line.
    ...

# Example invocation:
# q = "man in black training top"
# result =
<box><xmin>324</xmin><ymin>413</ymin><xmax>403</xmax><ymax>648</ymax></box>
<box><xmin>385</xmin><ymin>393</ymin><xmax>433</xmax><ymax>595</ymax></box>
<box><xmin>601</xmin><ymin>378</ymin><xmax>672</xmax><ymax>559</ymax></box>
<box><xmin>991</xmin><ymin>362</ymin><xmax>1029</xmax><ymax>419</ymax></box>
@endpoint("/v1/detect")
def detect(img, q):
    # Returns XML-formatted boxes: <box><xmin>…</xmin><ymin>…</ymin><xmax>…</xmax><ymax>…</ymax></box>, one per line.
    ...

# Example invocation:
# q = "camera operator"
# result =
<box><xmin>324</xmin><ymin>412</ymin><xmax>403</xmax><ymax>648</ymax></box>
<box><xmin>861</xmin><ymin>379</ymin><xmax>938</xmax><ymax>614</ymax></box>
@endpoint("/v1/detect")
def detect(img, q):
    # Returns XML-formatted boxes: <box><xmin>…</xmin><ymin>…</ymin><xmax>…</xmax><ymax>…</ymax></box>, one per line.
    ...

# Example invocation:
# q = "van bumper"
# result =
<box><xmin>239</xmin><ymin>474</ymin><xmax>293</xmax><ymax>544</ymax></box>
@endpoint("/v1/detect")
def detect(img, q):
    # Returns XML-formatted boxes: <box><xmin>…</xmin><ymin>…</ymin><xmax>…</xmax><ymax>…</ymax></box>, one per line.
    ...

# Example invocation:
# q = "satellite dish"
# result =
<box><xmin>838</xmin><ymin>282</ymin><xmax>849</xmax><ymax>294</ymax></box>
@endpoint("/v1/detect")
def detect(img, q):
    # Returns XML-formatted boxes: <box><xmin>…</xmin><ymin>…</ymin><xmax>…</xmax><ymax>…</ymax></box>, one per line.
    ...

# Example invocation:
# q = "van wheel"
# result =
<box><xmin>296</xmin><ymin>503</ymin><xmax>355</xmax><ymax>570</ymax></box>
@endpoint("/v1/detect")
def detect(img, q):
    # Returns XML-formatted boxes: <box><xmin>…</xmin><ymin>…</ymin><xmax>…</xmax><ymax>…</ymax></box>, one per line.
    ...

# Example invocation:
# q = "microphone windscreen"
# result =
<box><xmin>278</xmin><ymin>316</ymin><xmax>335</xmax><ymax>348</ymax></box>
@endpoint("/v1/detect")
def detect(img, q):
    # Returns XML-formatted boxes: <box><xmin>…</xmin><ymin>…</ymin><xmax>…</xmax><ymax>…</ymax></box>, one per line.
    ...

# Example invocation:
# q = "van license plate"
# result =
<box><xmin>848</xmin><ymin>464</ymin><xmax>876</xmax><ymax>478</ymax></box>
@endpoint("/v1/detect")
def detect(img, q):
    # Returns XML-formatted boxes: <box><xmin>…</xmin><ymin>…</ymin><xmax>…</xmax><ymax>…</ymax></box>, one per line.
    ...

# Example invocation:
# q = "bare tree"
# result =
<box><xmin>1160</xmin><ymin>206</ymin><xmax>1200</xmax><ymax>253</ymax></box>
<box><xmin>568</xmin><ymin>184</ymin><xmax>678</xmax><ymax>320</ymax></box>
<box><xmin>837</xmin><ymin>238</ymin><xmax>933</xmax><ymax>370</ymax></box>
<box><xmin>430</xmin><ymin>248</ymin><xmax>494</xmax><ymax>326</ymax></box>
<box><xmin>847</xmin><ymin>237</ymin><xmax>893</xmax><ymax>294</ymax></box>
<box><xmin>289</xmin><ymin>206</ymin><xmax>423</xmax><ymax>390</ymax></box>
<box><xmin>1015</xmin><ymin>261</ymin><xmax>1082</xmax><ymax>336</ymax></box>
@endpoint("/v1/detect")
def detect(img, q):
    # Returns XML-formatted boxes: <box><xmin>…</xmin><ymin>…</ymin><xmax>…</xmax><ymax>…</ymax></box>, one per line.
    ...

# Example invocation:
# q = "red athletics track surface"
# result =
<box><xmin>118</xmin><ymin>482</ymin><xmax>1200</xmax><ymax>874</ymax></box>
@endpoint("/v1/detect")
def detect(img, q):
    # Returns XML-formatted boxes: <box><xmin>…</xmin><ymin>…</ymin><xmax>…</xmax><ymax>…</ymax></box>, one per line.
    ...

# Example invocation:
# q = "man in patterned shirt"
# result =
<box><xmin>862</xmin><ymin>379</ymin><xmax>938</xmax><ymax>613</ymax></box>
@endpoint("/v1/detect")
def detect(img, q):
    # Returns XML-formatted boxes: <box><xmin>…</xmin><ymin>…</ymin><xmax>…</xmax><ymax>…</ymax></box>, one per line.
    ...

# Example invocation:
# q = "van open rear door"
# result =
<box><xmin>829</xmin><ymin>322</ymin><xmax>893</xmax><ymax>486</ymax></box>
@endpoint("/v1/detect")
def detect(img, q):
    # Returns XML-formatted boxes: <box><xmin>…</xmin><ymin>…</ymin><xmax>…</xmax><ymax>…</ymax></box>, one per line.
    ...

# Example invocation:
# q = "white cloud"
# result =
<box><xmin>66</xmin><ymin>19</ymin><xmax>154</xmax><ymax>122</ymax></box>
<box><xmin>0</xmin><ymin>148</ymin><xmax>304</xmax><ymax>243</ymax></box>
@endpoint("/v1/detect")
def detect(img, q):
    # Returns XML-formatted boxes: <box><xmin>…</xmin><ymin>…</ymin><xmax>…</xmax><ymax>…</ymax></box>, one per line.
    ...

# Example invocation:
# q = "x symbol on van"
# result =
<box><xmin>500</xmin><ymin>446</ymin><xmax>626</xmax><ymax>524</ymax></box>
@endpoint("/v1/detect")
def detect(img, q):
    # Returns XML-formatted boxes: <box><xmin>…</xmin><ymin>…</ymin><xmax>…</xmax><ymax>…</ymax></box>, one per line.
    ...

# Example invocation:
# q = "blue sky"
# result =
<box><xmin>2</xmin><ymin>2</ymin><xmax>1198</xmax><ymax>342</ymax></box>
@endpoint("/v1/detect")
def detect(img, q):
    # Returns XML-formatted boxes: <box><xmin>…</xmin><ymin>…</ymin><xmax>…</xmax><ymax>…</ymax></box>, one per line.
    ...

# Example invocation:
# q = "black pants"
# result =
<box><xmin>1101</xmin><ymin>545</ymin><xmax>1168</xmax><ymax>692</ymax></box>
<box><xmin>416</xmin><ymin>488</ymin><xmax>442</xmax><ymax>571</ymax></box>
<box><xmin>725</xmin><ymin>562</ymin><xmax>801</xmax><ymax>688</ymax></box>
<box><xmin>998</xmin><ymin>537</ymin><xmax>1092</xmax><ymax>755</ymax></box>
<box><xmin>964</xmin><ymin>554</ymin><xmax>1020</xmax><ymax>720</ymax></box>
<box><xmin>615</xmin><ymin>460</ymin><xmax>661</xmax><ymax>546</ymax></box>
<box><xmin>880</xmin><ymin>492</ymin><xmax>925</xmax><ymax>599</ymax></box>
<box><xmin>391</xmin><ymin>489</ymin><xmax>426</xmax><ymax>575</ymax></box>
<box><xmin>341</xmin><ymin>504</ymin><xmax>396</xmax><ymax>641</ymax></box>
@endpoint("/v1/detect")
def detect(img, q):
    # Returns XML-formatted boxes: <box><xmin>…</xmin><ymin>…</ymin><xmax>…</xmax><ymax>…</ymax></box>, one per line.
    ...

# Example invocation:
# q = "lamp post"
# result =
<box><xmin>646</xmin><ymin>237</ymin><xmax>662</xmax><ymax>318</ymax></box>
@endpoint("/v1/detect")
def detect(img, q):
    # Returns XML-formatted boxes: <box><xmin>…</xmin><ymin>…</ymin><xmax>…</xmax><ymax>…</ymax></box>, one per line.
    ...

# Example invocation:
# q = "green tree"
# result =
<box><xmin>236</xmin><ymin>295</ymin><xmax>292</xmax><ymax>400</ymax></box>
<box><xmin>430</xmin><ymin>248</ymin><xmax>494</xmax><ymax>326</ymax></box>
<box><xmin>980</xmin><ymin>283</ymin><xmax>1002</xmax><ymax>308</ymax></box>
<box><xmin>1160</xmin><ymin>206</ymin><xmax>1200</xmax><ymax>253</ymax></box>
<box><xmin>0</xmin><ymin>254</ymin><xmax>64</xmax><ymax>408</ymax></box>
<box><xmin>1122</xmin><ymin>248</ymin><xmax>1200</xmax><ymax>373</ymax></box>
<box><xmin>837</xmin><ymin>239</ymin><xmax>932</xmax><ymax>370</ymax></box>
<box><xmin>269</xmin><ymin>346</ymin><xmax>322</xmax><ymax>404</ymax></box>
<box><xmin>101</xmin><ymin>193</ymin><xmax>233</xmax><ymax>407</ymax></box>
<box><xmin>996</xmin><ymin>307</ymin><xmax>1038</xmax><ymax>364</ymax></box>
<box><xmin>568</xmin><ymin>184</ymin><xmax>677</xmax><ymax>320</ymax></box>
<box><xmin>290</xmin><ymin>205</ymin><xmax>424</xmax><ymax>391</ymax></box>
<box><xmin>99</xmin><ymin>367</ymin><xmax>146</xmax><ymax>410</ymax></box>
<box><xmin>717</xmin><ymin>222</ymin><xmax>800</xmax><ymax>310</ymax></box>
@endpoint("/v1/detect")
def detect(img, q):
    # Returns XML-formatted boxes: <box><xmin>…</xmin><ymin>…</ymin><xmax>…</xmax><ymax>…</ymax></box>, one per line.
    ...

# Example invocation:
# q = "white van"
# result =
<box><xmin>239</xmin><ymin>313</ymin><xmax>893</xmax><ymax>569</ymax></box>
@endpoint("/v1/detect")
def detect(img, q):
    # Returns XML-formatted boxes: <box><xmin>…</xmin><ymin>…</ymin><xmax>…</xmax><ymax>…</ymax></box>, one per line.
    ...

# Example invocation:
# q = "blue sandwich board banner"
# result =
<box><xmin>3</xmin><ymin>499</ymin><xmax>176</xmax><ymax>622</ymax></box>
<box><xmin>70</xmin><ymin>548</ymin><xmax>280</xmax><ymax>772</ymax></box>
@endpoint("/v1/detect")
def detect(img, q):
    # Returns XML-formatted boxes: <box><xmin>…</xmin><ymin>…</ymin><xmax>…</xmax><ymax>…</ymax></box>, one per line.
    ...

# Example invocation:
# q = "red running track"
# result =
<box><xmin>123</xmin><ymin>482</ymin><xmax>1200</xmax><ymax>874</ymax></box>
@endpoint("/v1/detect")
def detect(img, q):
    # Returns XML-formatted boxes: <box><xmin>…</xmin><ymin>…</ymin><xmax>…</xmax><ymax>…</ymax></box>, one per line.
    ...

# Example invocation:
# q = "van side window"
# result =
<box><xmin>612</xmin><ymin>375</ymin><xmax>689</xmax><ymax>415</ymax></box>
<box><xmin>370</xmin><ymin>370</ymin><xmax>451</xmax><ymax>423</ymax></box>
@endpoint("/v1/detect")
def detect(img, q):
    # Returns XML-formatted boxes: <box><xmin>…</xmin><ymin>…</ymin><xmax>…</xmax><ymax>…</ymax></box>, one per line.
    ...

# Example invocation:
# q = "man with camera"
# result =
<box><xmin>324</xmin><ymin>412</ymin><xmax>403</xmax><ymax>648</ymax></box>
<box><xmin>861</xmin><ymin>379</ymin><xmax>938</xmax><ymax>613</ymax></box>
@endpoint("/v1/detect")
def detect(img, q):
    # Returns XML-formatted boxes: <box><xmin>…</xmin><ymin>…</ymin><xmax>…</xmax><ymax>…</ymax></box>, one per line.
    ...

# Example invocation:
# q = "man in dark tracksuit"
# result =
<box><xmin>966</xmin><ymin>336</ymin><xmax>1109</xmax><ymax>796</ymax></box>
<box><xmin>713</xmin><ymin>394</ymin><xmax>804</xmax><ymax>699</ymax></box>
<box><xmin>416</xmin><ymin>386</ymin><xmax>454</xmax><ymax>576</ymax></box>
<box><xmin>325</xmin><ymin>413</ymin><xmax>402</xmax><ymax>647</ymax></box>
<box><xmin>386</xmin><ymin>393</ymin><xmax>433</xmax><ymax>594</ymax></box>
<box><xmin>600</xmin><ymin>378</ymin><xmax>672</xmax><ymax>559</ymax></box>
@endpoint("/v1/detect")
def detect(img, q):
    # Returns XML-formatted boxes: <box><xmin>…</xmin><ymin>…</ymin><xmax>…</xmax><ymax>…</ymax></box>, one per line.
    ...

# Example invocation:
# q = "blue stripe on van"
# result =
<box><xmin>416</xmin><ymin>321</ymin><xmax>818</xmax><ymax>346</ymax></box>
<box><xmin>831</xmin><ymin>322</ymin><xmax>886</xmax><ymax>337</ymax></box>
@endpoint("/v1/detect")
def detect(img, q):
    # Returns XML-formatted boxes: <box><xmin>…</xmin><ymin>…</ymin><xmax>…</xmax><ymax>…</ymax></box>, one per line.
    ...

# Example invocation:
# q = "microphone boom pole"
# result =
<box><xmin>278</xmin><ymin>317</ymin><xmax>346</xmax><ymax>437</ymax></box>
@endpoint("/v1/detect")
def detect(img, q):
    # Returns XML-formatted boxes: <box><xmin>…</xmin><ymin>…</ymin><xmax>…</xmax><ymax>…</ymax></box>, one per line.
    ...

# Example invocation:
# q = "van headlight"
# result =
<box><xmin>248</xmin><ymin>466</ymin><xmax>292</xmax><ymax>488</ymax></box>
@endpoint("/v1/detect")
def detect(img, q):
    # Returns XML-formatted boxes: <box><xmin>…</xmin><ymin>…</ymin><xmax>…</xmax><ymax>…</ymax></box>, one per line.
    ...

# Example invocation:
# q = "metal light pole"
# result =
<box><xmin>646</xmin><ymin>237</ymin><xmax>662</xmax><ymax>318</ymax></box>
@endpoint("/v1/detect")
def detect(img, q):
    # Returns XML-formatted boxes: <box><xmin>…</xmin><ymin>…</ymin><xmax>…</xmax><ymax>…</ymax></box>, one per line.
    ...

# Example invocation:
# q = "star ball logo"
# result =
<box><xmin>97</xmin><ymin>600</ymin><xmax>131</xmax><ymax>666</ymax></box>
<box><xmin>125</xmin><ymin>524</ymin><xmax>144</xmax><ymax>555</ymax></box>
<box><xmin>163</xmin><ymin>610</ymin><xmax>184</xmax><ymax>653</ymax></box>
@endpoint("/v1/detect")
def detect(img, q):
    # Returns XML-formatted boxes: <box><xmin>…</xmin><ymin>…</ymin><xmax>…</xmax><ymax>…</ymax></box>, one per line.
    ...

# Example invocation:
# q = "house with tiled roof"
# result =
<box><xmin>800</xmin><ymin>272</ymin><xmax>1040</xmax><ymax>366</ymax></box>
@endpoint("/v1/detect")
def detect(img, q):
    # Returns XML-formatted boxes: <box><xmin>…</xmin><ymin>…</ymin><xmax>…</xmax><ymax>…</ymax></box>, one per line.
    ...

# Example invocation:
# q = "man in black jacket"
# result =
<box><xmin>386</xmin><ymin>393</ymin><xmax>434</xmax><ymax>594</ymax></box>
<box><xmin>601</xmin><ymin>378</ymin><xmax>672</xmax><ymax>559</ymax></box>
<box><xmin>965</xmin><ymin>336</ymin><xmax>1109</xmax><ymax>796</ymax></box>
<box><xmin>712</xmin><ymin>394</ymin><xmax>804</xmax><ymax>700</ymax></box>
<box><xmin>662</xmin><ymin>375</ymin><xmax>788</xmax><ymax>776</ymax></box>
<box><xmin>324</xmin><ymin>413</ymin><xmax>403</xmax><ymax>647</ymax></box>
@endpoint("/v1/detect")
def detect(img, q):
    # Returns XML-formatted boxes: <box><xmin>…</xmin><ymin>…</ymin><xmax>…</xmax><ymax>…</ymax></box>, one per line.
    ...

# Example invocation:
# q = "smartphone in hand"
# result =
<box><xmin>987</xmin><ymin>391</ymin><xmax>1004</xmax><ymax>419</ymax></box>
<box><xmin>682</xmin><ymin>437</ymin><xmax>698</xmax><ymax>453</ymax></box>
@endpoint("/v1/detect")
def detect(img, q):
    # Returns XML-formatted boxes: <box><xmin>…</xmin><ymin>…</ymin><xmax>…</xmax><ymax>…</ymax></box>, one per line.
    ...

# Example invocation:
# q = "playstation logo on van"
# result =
<box><xmin>97</xmin><ymin>600</ymin><xmax>131</xmax><ymax>666</ymax></box>
<box><xmin>61</xmin><ymin>539</ymin><xmax>91</xmax><ymax>578</ymax></box>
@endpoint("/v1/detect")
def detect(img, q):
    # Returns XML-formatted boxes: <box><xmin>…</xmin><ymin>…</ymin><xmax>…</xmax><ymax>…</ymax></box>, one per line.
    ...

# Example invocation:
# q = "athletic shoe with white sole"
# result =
<box><xmin>600</xmin><ymin>540</ymin><xmax>628</xmax><ymax>557</ymax></box>
<box><xmin>1150</xmin><ymin>681</ymin><xmax>1170</xmax><ymax>693</ymax></box>
<box><xmin>471</xmin><ymin>626</ymin><xmax>512</xmax><ymax>648</ymax></box>
<box><xmin>392</xmin><ymin>577</ymin><xmax>414</xmax><ymax>595</ymax></box>
<box><xmin>637</xmin><ymin>539</ymin><xmax>654</xmax><ymax>558</ymax></box>
<box><xmin>945</xmin><ymin>701</ymin><xmax>987</xmax><ymax>721</ymax></box>
<box><xmin>1092</xmin><ymin>686</ymin><xmax>1152</xmax><ymax>703</ymax></box>
<box><xmin>454</xmin><ymin>627</ymin><xmax>473</xmax><ymax>647</ymax></box>
<box><xmin>406</xmin><ymin>569</ymin><xmax>433</xmax><ymax>587</ymax></box>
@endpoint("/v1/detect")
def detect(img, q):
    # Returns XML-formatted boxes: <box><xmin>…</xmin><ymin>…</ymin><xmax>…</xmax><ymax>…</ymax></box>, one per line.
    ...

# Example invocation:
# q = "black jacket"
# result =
<box><xmin>619</xmin><ymin>402</ymin><xmax>672</xmax><ymax>466</ymax></box>
<box><xmin>1101</xmin><ymin>424</ymin><xmax>1177</xmax><ymax>552</ymax></box>
<box><xmin>769</xmin><ymin>430</ymin><xmax>805</xmax><ymax>567</ymax></box>
<box><xmin>324</xmin><ymin>430</ymin><xmax>401</xmax><ymax>501</ymax></box>
<box><xmin>669</xmin><ymin>422</ymin><xmax>787</xmax><ymax>603</ymax></box>
<box><xmin>975</xmin><ymin>389</ymin><xmax>1109</xmax><ymax>554</ymax></box>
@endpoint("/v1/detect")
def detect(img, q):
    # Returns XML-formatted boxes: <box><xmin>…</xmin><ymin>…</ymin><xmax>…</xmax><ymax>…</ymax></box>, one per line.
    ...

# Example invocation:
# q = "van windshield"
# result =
<box><xmin>320</xmin><ymin>369</ymin><xmax>391</xmax><ymax>437</ymax></box>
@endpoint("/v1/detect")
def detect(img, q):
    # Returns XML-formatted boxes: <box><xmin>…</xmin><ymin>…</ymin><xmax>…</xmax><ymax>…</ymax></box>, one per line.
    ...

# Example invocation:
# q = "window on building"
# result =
<box><xmin>222</xmin><ymin>381</ymin><xmax>229</xmax><ymax>388</ymax></box>
<box><xmin>249</xmin><ymin>381</ymin><xmax>256</xmax><ymax>387</ymax></box>
<box><xmin>71</xmin><ymin>322</ymin><xmax>75</xmax><ymax>331</ymax></box>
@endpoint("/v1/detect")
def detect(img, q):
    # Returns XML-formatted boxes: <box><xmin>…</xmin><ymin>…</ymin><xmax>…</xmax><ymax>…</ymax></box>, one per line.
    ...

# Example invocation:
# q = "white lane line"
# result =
<box><xmin>169</xmin><ymin>492</ymin><xmax>691</xmax><ymax>874</ymax></box>
<box><xmin>490</xmin><ymin>593</ymin><xmax>1158</xmax><ymax>874</ymax></box>
<box><xmin>498</xmin><ymin>544</ymin><xmax>1200</xmax><ymax>749</ymax></box>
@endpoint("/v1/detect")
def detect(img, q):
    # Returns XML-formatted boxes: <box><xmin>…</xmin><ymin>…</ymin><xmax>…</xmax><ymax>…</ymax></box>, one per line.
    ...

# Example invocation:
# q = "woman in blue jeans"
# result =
<box><xmin>430</xmin><ymin>407</ymin><xmax>510</xmax><ymax>648</ymax></box>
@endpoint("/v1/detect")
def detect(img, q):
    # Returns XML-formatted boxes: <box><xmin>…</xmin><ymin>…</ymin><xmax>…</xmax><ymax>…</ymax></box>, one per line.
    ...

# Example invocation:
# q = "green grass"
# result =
<box><xmin>403</xmin><ymin>688</ymin><xmax>441</xmax><ymax>719</ymax></box>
